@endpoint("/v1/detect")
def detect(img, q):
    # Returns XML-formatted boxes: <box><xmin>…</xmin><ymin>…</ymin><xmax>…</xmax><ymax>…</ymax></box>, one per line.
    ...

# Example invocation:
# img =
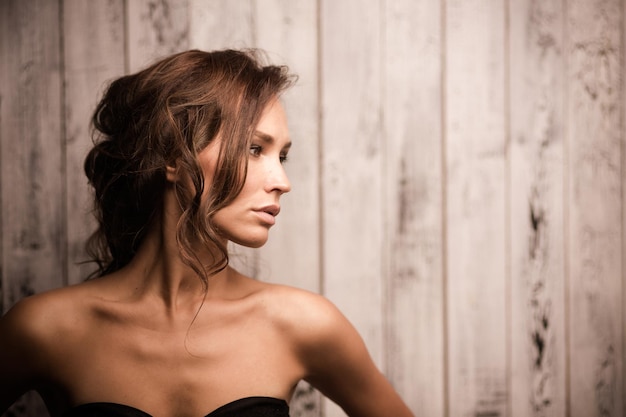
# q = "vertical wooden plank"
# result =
<box><xmin>445</xmin><ymin>1</ymin><xmax>508</xmax><ymax>416</ymax></box>
<box><xmin>383</xmin><ymin>0</ymin><xmax>444</xmax><ymax>415</ymax></box>
<box><xmin>189</xmin><ymin>0</ymin><xmax>253</xmax><ymax>51</ymax></box>
<box><xmin>0</xmin><ymin>0</ymin><xmax>63</xmax><ymax>416</ymax></box>
<box><xmin>253</xmin><ymin>1</ymin><xmax>322</xmax><ymax>415</ymax></box>
<box><xmin>126</xmin><ymin>0</ymin><xmax>189</xmax><ymax>72</ymax></box>
<box><xmin>623</xmin><ymin>2</ymin><xmax>626</xmax><ymax>415</ymax></box>
<box><xmin>566</xmin><ymin>0</ymin><xmax>624</xmax><ymax>416</ymax></box>
<box><xmin>509</xmin><ymin>1</ymin><xmax>567</xmax><ymax>416</ymax></box>
<box><xmin>320</xmin><ymin>1</ymin><xmax>383</xmax><ymax>416</ymax></box>
<box><xmin>0</xmin><ymin>0</ymin><xmax>64</xmax><ymax>319</ymax></box>
<box><xmin>190</xmin><ymin>0</ymin><xmax>252</xmax><ymax>52</ymax></box>
<box><xmin>63</xmin><ymin>0</ymin><xmax>126</xmax><ymax>284</ymax></box>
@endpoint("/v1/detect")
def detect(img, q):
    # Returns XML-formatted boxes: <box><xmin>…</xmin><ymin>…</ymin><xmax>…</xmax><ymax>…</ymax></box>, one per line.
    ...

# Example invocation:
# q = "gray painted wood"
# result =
<box><xmin>189</xmin><ymin>0</ymin><xmax>253</xmax><ymax>51</ymax></box>
<box><xmin>126</xmin><ymin>0</ymin><xmax>189</xmax><ymax>72</ymax></box>
<box><xmin>445</xmin><ymin>1</ymin><xmax>508</xmax><ymax>416</ymax></box>
<box><xmin>320</xmin><ymin>1</ymin><xmax>384</xmax><ymax>416</ymax></box>
<box><xmin>0</xmin><ymin>0</ymin><xmax>64</xmax><ymax>307</ymax></box>
<box><xmin>0</xmin><ymin>1</ymin><xmax>64</xmax><ymax>416</ymax></box>
<box><xmin>63</xmin><ymin>0</ymin><xmax>126</xmax><ymax>284</ymax></box>
<box><xmin>566</xmin><ymin>0</ymin><xmax>624</xmax><ymax>416</ymax></box>
<box><xmin>509</xmin><ymin>0</ymin><xmax>567</xmax><ymax>416</ymax></box>
<box><xmin>383</xmin><ymin>1</ymin><xmax>445</xmax><ymax>415</ymax></box>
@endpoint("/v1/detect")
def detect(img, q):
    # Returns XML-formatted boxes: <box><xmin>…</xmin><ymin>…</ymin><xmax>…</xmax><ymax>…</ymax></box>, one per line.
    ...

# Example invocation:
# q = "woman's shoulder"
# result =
<box><xmin>252</xmin><ymin>280</ymin><xmax>374</xmax><ymax>385</ymax></box>
<box><xmin>0</xmin><ymin>284</ymin><xmax>93</xmax><ymax>393</ymax></box>
<box><xmin>0</xmin><ymin>282</ymin><xmax>99</xmax><ymax>349</ymax></box>
<box><xmin>252</xmin><ymin>280</ymin><xmax>333</xmax><ymax>316</ymax></box>
<box><xmin>252</xmin><ymin>280</ymin><xmax>353</xmax><ymax>346</ymax></box>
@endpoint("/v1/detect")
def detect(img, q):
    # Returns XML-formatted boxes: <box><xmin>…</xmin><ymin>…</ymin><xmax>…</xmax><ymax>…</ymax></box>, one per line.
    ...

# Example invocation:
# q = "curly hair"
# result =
<box><xmin>84</xmin><ymin>49</ymin><xmax>295</xmax><ymax>285</ymax></box>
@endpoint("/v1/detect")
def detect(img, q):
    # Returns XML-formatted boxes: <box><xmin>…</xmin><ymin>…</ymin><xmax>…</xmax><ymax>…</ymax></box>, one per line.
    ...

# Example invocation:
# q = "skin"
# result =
<box><xmin>0</xmin><ymin>99</ymin><xmax>414</xmax><ymax>417</ymax></box>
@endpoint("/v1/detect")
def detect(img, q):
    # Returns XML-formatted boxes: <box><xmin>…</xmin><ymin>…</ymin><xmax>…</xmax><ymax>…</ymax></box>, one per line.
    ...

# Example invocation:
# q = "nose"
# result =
<box><xmin>266</xmin><ymin>161</ymin><xmax>291</xmax><ymax>194</ymax></box>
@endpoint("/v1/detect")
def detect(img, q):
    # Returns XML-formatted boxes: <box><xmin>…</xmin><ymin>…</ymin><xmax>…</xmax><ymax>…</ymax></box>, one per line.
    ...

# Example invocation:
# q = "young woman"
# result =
<box><xmin>0</xmin><ymin>49</ymin><xmax>413</xmax><ymax>417</ymax></box>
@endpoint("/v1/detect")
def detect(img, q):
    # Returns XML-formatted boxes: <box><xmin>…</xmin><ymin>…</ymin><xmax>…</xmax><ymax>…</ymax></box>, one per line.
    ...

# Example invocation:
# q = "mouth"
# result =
<box><xmin>253</xmin><ymin>204</ymin><xmax>280</xmax><ymax>225</ymax></box>
<box><xmin>259</xmin><ymin>204</ymin><xmax>280</xmax><ymax>217</ymax></box>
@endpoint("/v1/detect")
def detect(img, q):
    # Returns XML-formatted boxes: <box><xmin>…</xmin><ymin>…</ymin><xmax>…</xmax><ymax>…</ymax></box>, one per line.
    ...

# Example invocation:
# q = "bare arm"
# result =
<box><xmin>293</xmin><ymin>294</ymin><xmax>414</xmax><ymax>417</ymax></box>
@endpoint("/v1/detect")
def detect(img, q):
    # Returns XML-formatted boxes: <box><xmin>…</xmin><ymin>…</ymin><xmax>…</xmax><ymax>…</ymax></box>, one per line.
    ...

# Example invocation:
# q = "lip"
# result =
<box><xmin>253</xmin><ymin>204</ymin><xmax>280</xmax><ymax>225</ymax></box>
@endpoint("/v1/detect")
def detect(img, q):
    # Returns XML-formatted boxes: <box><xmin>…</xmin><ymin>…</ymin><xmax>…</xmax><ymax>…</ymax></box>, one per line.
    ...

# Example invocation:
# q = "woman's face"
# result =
<box><xmin>201</xmin><ymin>98</ymin><xmax>292</xmax><ymax>247</ymax></box>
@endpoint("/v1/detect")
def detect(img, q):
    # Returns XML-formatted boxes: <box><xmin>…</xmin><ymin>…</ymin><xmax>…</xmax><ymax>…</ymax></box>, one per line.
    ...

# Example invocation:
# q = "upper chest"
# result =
<box><xmin>42</xmin><ymin>301</ymin><xmax>302</xmax><ymax>416</ymax></box>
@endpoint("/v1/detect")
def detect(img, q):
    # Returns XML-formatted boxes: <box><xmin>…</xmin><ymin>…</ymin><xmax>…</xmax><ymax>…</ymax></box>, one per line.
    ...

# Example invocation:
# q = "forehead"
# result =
<box><xmin>255</xmin><ymin>99</ymin><xmax>290</xmax><ymax>145</ymax></box>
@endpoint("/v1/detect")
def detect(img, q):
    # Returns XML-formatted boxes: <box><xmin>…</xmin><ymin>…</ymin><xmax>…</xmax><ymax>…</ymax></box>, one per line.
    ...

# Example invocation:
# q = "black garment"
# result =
<box><xmin>61</xmin><ymin>396</ymin><xmax>290</xmax><ymax>417</ymax></box>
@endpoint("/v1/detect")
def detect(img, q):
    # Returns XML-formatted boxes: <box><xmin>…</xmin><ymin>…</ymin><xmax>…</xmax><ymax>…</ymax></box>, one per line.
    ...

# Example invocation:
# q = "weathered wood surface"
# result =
<box><xmin>0</xmin><ymin>0</ymin><xmax>64</xmax><ymax>310</ymax></box>
<box><xmin>509</xmin><ymin>0</ymin><xmax>567</xmax><ymax>416</ymax></box>
<box><xmin>0</xmin><ymin>0</ymin><xmax>64</xmax><ymax>415</ymax></box>
<box><xmin>63</xmin><ymin>0</ymin><xmax>126</xmax><ymax>284</ymax></box>
<box><xmin>126</xmin><ymin>0</ymin><xmax>189</xmax><ymax>72</ymax></box>
<box><xmin>445</xmin><ymin>1</ymin><xmax>508</xmax><ymax>416</ymax></box>
<box><xmin>189</xmin><ymin>0</ymin><xmax>253</xmax><ymax>52</ymax></box>
<box><xmin>383</xmin><ymin>1</ymin><xmax>444</xmax><ymax>415</ymax></box>
<box><xmin>2</xmin><ymin>1</ymin><xmax>626</xmax><ymax>417</ymax></box>
<box><xmin>566</xmin><ymin>0</ymin><xmax>624</xmax><ymax>416</ymax></box>
<box><xmin>320</xmin><ymin>0</ymin><xmax>384</xmax><ymax>415</ymax></box>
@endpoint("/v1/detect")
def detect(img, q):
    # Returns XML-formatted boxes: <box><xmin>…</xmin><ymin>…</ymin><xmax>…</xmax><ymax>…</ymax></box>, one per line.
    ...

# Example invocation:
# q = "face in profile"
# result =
<box><xmin>202</xmin><ymin>98</ymin><xmax>292</xmax><ymax>248</ymax></box>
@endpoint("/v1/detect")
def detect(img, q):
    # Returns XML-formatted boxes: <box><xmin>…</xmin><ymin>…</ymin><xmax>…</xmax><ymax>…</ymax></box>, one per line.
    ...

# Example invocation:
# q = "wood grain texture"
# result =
<box><xmin>383</xmin><ymin>0</ymin><xmax>444</xmax><ymax>415</ymax></box>
<box><xmin>126</xmin><ymin>0</ymin><xmax>189</xmax><ymax>72</ymax></box>
<box><xmin>63</xmin><ymin>0</ymin><xmax>126</xmax><ymax>284</ymax></box>
<box><xmin>509</xmin><ymin>0</ymin><xmax>567</xmax><ymax>416</ymax></box>
<box><xmin>445</xmin><ymin>0</ymin><xmax>508</xmax><ymax>416</ymax></box>
<box><xmin>566</xmin><ymin>0</ymin><xmax>624</xmax><ymax>416</ymax></box>
<box><xmin>0</xmin><ymin>0</ymin><xmax>64</xmax><ymax>306</ymax></box>
<box><xmin>0</xmin><ymin>0</ymin><xmax>63</xmax><ymax>416</ymax></box>
<box><xmin>623</xmin><ymin>2</ymin><xmax>626</xmax><ymax>415</ymax></box>
<box><xmin>189</xmin><ymin>0</ymin><xmax>253</xmax><ymax>52</ymax></box>
<box><xmin>320</xmin><ymin>0</ymin><xmax>384</xmax><ymax>415</ymax></box>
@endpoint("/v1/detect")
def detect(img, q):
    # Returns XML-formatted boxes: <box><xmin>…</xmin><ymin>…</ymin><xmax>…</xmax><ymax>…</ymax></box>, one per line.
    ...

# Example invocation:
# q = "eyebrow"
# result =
<box><xmin>254</xmin><ymin>131</ymin><xmax>292</xmax><ymax>150</ymax></box>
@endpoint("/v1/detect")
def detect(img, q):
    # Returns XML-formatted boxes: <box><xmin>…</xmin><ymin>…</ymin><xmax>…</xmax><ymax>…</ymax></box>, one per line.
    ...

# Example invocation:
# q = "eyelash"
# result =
<box><xmin>249</xmin><ymin>145</ymin><xmax>289</xmax><ymax>164</ymax></box>
<box><xmin>249</xmin><ymin>145</ymin><xmax>262</xmax><ymax>157</ymax></box>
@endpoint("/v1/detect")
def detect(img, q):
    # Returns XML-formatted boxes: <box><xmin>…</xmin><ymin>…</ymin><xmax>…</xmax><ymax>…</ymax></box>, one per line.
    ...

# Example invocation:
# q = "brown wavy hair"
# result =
<box><xmin>84</xmin><ymin>49</ymin><xmax>295</xmax><ymax>284</ymax></box>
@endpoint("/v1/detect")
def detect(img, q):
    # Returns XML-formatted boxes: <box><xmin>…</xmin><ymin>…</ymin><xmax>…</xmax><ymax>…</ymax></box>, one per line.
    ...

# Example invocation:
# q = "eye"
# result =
<box><xmin>249</xmin><ymin>144</ymin><xmax>262</xmax><ymax>157</ymax></box>
<box><xmin>279</xmin><ymin>153</ymin><xmax>289</xmax><ymax>164</ymax></box>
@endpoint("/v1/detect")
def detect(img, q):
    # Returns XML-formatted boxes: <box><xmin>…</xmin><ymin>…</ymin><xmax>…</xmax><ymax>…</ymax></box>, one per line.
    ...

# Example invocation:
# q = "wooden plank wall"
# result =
<box><xmin>0</xmin><ymin>1</ymin><xmax>623</xmax><ymax>417</ymax></box>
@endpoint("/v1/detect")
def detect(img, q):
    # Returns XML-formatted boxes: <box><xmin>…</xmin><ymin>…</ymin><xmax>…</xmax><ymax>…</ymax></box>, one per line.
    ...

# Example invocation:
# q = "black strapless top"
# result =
<box><xmin>61</xmin><ymin>396</ymin><xmax>289</xmax><ymax>417</ymax></box>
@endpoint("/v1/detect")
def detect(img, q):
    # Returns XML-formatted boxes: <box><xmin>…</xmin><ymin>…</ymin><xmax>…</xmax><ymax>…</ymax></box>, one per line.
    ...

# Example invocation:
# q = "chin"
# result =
<box><xmin>231</xmin><ymin>234</ymin><xmax>269</xmax><ymax>248</ymax></box>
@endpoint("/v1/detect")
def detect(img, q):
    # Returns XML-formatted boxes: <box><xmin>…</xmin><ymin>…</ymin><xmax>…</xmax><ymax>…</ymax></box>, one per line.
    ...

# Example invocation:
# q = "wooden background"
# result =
<box><xmin>0</xmin><ymin>1</ymin><xmax>624</xmax><ymax>416</ymax></box>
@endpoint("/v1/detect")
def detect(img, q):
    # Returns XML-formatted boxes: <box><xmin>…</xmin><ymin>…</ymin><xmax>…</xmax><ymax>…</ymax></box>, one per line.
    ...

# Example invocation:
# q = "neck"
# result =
<box><xmin>121</xmin><ymin>189</ymin><xmax>231</xmax><ymax>313</ymax></box>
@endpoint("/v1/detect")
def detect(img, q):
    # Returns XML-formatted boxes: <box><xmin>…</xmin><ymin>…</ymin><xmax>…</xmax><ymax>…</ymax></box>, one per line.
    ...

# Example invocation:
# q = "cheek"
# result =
<box><xmin>235</xmin><ymin>165</ymin><xmax>258</xmax><ymax>195</ymax></box>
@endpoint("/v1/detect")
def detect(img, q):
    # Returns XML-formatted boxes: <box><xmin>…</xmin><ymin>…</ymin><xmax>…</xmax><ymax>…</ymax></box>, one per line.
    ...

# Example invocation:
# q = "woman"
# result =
<box><xmin>0</xmin><ymin>49</ymin><xmax>413</xmax><ymax>417</ymax></box>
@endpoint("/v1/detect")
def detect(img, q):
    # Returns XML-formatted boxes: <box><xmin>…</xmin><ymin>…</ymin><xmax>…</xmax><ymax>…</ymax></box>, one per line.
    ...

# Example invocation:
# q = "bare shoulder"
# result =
<box><xmin>0</xmin><ymin>285</ymin><xmax>91</xmax><ymax>410</ymax></box>
<box><xmin>253</xmin><ymin>282</ymin><xmax>414</xmax><ymax>416</ymax></box>
<box><xmin>2</xmin><ymin>288</ymin><xmax>66</xmax><ymax>339</ymax></box>
<box><xmin>1</xmin><ymin>284</ymin><xmax>91</xmax><ymax>353</ymax></box>
<box><xmin>253</xmin><ymin>282</ymin><xmax>348</xmax><ymax>338</ymax></box>
<box><xmin>0</xmin><ymin>278</ymin><xmax>113</xmax><ymax>355</ymax></box>
<box><xmin>251</xmin><ymin>282</ymin><xmax>363</xmax><ymax>369</ymax></box>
